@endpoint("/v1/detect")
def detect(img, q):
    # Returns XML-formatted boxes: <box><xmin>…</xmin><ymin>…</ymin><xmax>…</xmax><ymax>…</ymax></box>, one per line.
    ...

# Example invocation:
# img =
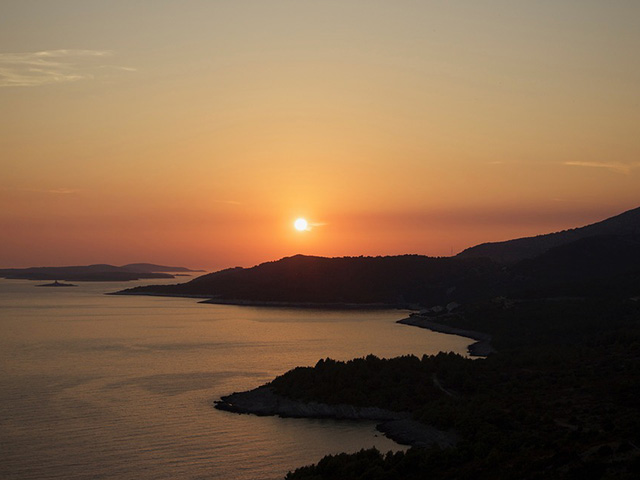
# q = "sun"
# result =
<box><xmin>294</xmin><ymin>218</ymin><xmax>308</xmax><ymax>231</ymax></box>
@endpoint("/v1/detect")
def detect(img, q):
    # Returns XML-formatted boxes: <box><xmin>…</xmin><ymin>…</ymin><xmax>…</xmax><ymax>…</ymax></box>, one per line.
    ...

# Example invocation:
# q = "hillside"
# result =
<box><xmin>457</xmin><ymin>205</ymin><xmax>640</xmax><ymax>264</ymax></box>
<box><xmin>118</xmin><ymin>255</ymin><xmax>502</xmax><ymax>306</ymax></box>
<box><xmin>118</xmin><ymin>233</ymin><xmax>640</xmax><ymax>306</ymax></box>
<box><xmin>277</xmin><ymin>298</ymin><xmax>640</xmax><ymax>479</ymax></box>
<box><xmin>507</xmin><ymin>234</ymin><xmax>640</xmax><ymax>298</ymax></box>
<box><xmin>115</xmin><ymin>206</ymin><xmax>640</xmax><ymax>306</ymax></box>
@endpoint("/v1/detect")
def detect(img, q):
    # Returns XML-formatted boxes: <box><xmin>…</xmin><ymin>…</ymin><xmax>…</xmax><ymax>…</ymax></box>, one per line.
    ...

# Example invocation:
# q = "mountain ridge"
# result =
<box><xmin>457</xmin><ymin>205</ymin><xmax>640</xmax><ymax>264</ymax></box>
<box><xmin>117</xmin><ymin>205</ymin><xmax>640</xmax><ymax>305</ymax></box>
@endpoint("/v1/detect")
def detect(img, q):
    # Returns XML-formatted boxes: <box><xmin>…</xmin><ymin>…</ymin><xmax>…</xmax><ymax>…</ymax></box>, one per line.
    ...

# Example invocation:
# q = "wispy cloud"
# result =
<box><xmin>0</xmin><ymin>49</ymin><xmax>135</xmax><ymax>87</ymax></box>
<box><xmin>305</xmin><ymin>222</ymin><xmax>327</xmax><ymax>231</ymax></box>
<box><xmin>563</xmin><ymin>161</ymin><xmax>640</xmax><ymax>175</ymax></box>
<box><xmin>45</xmin><ymin>188</ymin><xmax>78</xmax><ymax>195</ymax></box>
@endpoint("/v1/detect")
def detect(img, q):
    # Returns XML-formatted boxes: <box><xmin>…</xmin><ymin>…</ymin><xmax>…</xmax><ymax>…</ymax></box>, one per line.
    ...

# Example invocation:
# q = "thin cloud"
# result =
<box><xmin>305</xmin><ymin>222</ymin><xmax>327</xmax><ymax>231</ymax></box>
<box><xmin>563</xmin><ymin>161</ymin><xmax>640</xmax><ymax>175</ymax></box>
<box><xmin>0</xmin><ymin>49</ymin><xmax>135</xmax><ymax>87</ymax></box>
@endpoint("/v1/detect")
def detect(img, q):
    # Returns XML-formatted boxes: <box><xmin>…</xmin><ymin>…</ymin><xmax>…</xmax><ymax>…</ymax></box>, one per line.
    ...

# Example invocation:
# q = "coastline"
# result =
<box><xmin>200</xmin><ymin>298</ymin><xmax>405</xmax><ymax>310</ymax></box>
<box><xmin>397</xmin><ymin>315</ymin><xmax>495</xmax><ymax>357</ymax></box>
<box><xmin>119</xmin><ymin>290</ymin><xmax>476</xmax><ymax>447</ymax></box>
<box><xmin>215</xmin><ymin>385</ymin><xmax>458</xmax><ymax>448</ymax></box>
<box><xmin>107</xmin><ymin>290</ymin><xmax>213</xmax><ymax>299</ymax></box>
<box><xmin>111</xmin><ymin>290</ymin><xmax>407</xmax><ymax>310</ymax></box>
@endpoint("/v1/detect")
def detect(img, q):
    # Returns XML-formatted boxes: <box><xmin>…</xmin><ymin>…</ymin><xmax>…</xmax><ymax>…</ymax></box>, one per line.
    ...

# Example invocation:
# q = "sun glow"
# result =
<box><xmin>294</xmin><ymin>218</ymin><xmax>308</xmax><ymax>231</ymax></box>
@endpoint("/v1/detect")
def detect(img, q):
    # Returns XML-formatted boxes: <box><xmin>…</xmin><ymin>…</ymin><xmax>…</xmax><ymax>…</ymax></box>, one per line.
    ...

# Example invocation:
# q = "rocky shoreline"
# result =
<box><xmin>215</xmin><ymin>385</ymin><xmax>457</xmax><ymax>448</ymax></box>
<box><xmin>397</xmin><ymin>315</ymin><xmax>495</xmax><ymax>357</ymax></box>
<box><xmin>201</xmin><ymin>298</ymin><xmax>403</xmax><ymax>309</ymax></box>
<box><xmin>108</xmin><ymin>291</ymin><xmax>213</xmax><ymax>299</ymax></box>
<box><xmin>112</xmin><ymin>289</ymin><xmax>404</xmax><ymax>309</ymax></box>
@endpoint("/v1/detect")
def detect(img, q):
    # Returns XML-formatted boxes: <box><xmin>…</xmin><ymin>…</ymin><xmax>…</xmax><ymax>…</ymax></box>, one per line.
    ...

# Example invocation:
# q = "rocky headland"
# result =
<box><xmin>215</xmin><ymin>385</ymin><xmax>457</xmax><ymax>448</ymax></box>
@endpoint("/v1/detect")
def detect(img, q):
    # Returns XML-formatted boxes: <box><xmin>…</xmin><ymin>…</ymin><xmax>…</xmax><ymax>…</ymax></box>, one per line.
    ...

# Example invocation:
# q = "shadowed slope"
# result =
<box><xmin>458</xmin><ymin>206</ymin><xmax>640</xmax><ymax>264</ymax></box>
<box><xmin>118</xmin><ymin>255</ymin><xmax>502</xmax><ymax>306</ymax></box>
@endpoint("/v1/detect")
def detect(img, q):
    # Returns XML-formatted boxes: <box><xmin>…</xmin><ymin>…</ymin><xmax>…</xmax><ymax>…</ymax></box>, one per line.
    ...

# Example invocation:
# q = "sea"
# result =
<box><xmin>0</xmin><ymin>278</ymin><xmax>471</xmax><ymax>480</ymax></box>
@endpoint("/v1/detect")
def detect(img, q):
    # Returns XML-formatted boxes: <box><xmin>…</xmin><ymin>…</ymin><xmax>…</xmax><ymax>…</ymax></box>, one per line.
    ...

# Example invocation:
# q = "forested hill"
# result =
<box><xmin>119</xmin><ymin>229</ymin><xmax>640</xmax><ymax>305</ymax></box>
<box><xmin>509</xmin><ymin>233</ymin><xmax>640</xmax><ymax>298</ymax></box>
<box><xmin>457</xmin><ymin>205</ymin><xmax>640</xmax><ymax>264</ymax></box>
<box><xmin>118</xmin><ymin>254</ymin><xmax>502</xmax><ymax>306</ymax></box>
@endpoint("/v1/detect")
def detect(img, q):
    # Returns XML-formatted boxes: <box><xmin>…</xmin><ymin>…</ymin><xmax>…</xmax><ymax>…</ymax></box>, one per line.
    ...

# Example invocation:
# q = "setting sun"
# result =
<box><xmin>294</xmin><ymin>218</ymin><xmax>308</xmax><ymax>231</ymax></box>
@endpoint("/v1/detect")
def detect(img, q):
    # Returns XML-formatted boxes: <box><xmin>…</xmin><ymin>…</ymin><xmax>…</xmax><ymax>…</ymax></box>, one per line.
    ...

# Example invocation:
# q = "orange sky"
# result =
<box><xmin>1</xmin><ymin>1</ymin><xmax>639</xmax><ymax>270</ymax></box>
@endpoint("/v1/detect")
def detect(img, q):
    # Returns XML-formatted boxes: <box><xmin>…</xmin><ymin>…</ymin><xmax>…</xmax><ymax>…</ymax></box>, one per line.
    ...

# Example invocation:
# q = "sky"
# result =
<box><xmin>1</xmin><ymin>1</ymin><xmax>639</xmax><ymax>270</ymax></box>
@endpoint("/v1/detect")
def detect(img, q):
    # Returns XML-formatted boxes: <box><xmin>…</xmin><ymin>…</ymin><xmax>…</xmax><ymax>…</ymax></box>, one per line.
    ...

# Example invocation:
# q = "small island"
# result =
<box><xmin>36</xmin><ymin>280</ymin><xmax>77</xmax><ymax>287</ymax></box>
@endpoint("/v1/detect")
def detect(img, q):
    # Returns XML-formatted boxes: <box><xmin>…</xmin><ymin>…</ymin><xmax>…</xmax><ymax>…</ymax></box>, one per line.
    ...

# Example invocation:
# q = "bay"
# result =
<box><xmin>0</xmin><ymin>278</ymin><xmax>470</xmax><ymax>479</ymax></box>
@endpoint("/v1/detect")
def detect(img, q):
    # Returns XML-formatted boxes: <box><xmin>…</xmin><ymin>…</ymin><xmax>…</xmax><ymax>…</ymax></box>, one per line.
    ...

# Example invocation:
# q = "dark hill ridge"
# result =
<box><xmin>118</xmin><ymin>254</ymin><xmax>503</xmax><ymax>306</ymax></box>
<box><xmin>118</xmin><ymin>236</ymin><xmax>640</xmax><ymax>306</ymax></box>
<box><xmin>457</xmin><ymin>205</ymin><xmax>640</xmax><ymax>264</ymax></box>
<box><xmin>117</xmin><ymin>205</ymin><xmax>640</xmax><ymax>305</ymax></box>
<box><xmin>0</xmin><ymin>263</ymin><xmax>202</xmax><ymax>282</ymax></box>
<box><xmin>507</xmin><ymin>233</ymin><xmax>640</xmax><ymax>298</ymax></box>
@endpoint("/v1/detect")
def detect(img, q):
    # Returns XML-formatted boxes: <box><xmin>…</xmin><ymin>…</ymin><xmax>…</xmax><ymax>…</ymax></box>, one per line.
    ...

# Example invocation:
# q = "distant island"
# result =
<box><xmin>0</xmin><ymin>263</ymin><xmax>205</xmax><ymax>282</ymax></box>
<box><xmin>36</xmin><ymin>280</ymin><xmax>77</xmax><ymax>287</ymax></box>
<box><xmin>116</xmin><ymin>206</ymin><xmax>640</xmax><ymax>307</ymax></box>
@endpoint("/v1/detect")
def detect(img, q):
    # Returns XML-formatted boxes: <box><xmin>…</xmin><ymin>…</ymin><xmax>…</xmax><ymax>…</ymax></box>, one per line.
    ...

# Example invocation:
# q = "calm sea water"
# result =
<box><xmin>0</xmin><ymin>278</ymin><xmax>471</xmax><ymax>479</ymax></box>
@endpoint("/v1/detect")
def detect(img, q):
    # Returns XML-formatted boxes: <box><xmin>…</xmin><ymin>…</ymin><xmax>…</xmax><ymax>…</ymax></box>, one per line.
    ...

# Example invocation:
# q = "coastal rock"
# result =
<box><xmin>215</xmin><ymin>386</ymin><xmax>404</xmax><ymax>421</ymax></box>
<box><xmin>215</xmin><ymin>385</ymin><xmax>457</xmax><ymax>448</ymax></box>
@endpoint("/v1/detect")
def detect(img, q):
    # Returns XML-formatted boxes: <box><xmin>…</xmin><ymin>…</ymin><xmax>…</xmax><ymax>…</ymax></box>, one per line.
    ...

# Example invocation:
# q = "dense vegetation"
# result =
<box><xmin>119</xmin><ymin>234</ymin><xmax>640</xmax><ymax>306</ymax></box>
<box><xmin>271</xmin><ymin>353</ymin><xmax>466</xmax><ymax>412</ymax></box>
<box><xmin>120</xmin><ymin>254</ymin><xmax>503</xmax><ymax>304</ymax></box>
<box><xmin>280</xmin><ymin>298</ymin><xmax>640</xmax><ymax>479</ymax></box>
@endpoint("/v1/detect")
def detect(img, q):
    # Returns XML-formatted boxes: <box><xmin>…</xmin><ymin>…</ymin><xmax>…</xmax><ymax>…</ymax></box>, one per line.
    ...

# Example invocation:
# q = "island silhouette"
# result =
<box><xmin>0</xmin><ymin>263</ymin><xmax>204</xmax><ymax>282</ymax></box>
